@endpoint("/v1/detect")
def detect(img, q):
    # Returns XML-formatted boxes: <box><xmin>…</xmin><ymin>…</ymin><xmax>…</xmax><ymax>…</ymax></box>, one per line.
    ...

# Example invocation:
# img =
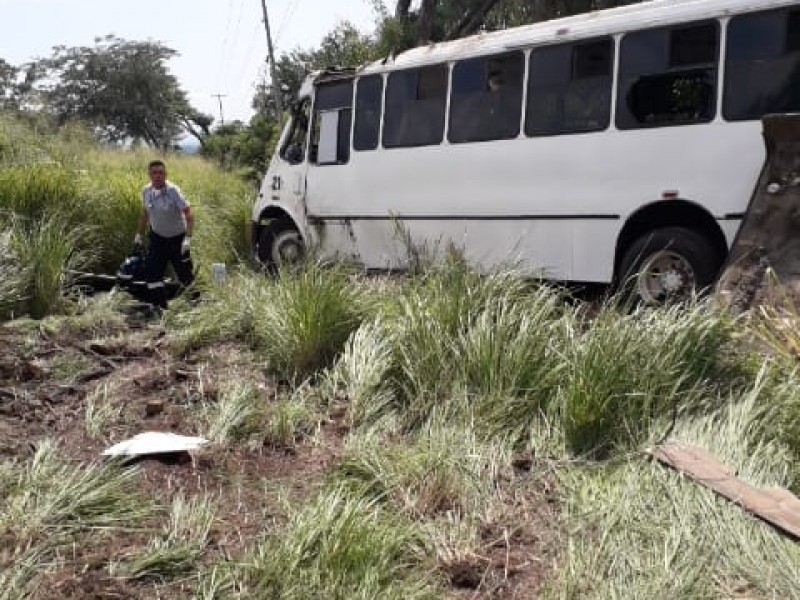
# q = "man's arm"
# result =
<box><xmin>136</xmin><ymin>210</ymin><xmax>149</xmax><ymax>236</ymax></box>
<box><xmin>183</xmin><ymin>207</ymin><xmax>194</xmax><ymax>237</ymax></box>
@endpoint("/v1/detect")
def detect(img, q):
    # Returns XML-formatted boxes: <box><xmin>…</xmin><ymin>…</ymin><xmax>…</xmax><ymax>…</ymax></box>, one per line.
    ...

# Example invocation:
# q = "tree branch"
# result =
<box><xmin>448</xmin><ymin>0</ymin><xmax>505</xmax><ymax>40</ymax></box>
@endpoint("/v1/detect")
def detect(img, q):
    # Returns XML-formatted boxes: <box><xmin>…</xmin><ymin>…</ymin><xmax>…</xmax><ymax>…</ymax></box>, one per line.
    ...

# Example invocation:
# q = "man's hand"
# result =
<box><xmin>133</xmin><ymin>233</ymin><xmax>144</xmax><ymax>251</ymax></box>
<box><xmin>181</xmin><ymin>236</ymin><xmax>192</xmax><ymax>256</ymax></box>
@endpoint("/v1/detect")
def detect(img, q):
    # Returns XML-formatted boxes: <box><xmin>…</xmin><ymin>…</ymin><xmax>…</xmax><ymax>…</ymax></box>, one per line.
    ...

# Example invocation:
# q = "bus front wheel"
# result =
<box><xmin>618</xmin><ymin>227</ymin><xmax>722</xmax><ymax>305</ymax></box>
<box><xmin>257</xmin><ymin>225</ymin><xmax>305</xmax><ymax>272</ymax></box>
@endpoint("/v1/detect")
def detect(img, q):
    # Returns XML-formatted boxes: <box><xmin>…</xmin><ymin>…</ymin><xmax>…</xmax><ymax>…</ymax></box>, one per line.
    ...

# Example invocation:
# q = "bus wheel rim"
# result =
<box><xmin>273</xmin><ymin>231</ymin><xmax>304</xmax><ymax>265</ymax></box>
<box><xmin>637</xmin><ymin>251</ymin><xmax>695</xmax><ymax>304</ymax></box>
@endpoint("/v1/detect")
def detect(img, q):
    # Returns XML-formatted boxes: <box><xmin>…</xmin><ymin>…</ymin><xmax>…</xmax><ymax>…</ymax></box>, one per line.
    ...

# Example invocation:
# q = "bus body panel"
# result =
<box><xmin>303</xmin><ymin>119</ymin><xmax>764</xmax><ymax>281</ymax></box>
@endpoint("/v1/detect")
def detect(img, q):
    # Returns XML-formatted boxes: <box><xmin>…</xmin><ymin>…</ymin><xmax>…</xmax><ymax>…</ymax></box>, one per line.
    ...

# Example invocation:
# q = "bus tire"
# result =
<box><xmin>257</xmin><ymin>225</ymin><xmax>305</xmax><ymax>272</ymax></box>
<box><xmin>617</xmin><ymin>226</ymin><xmax>722</xmax><ymax>305</ymax></box>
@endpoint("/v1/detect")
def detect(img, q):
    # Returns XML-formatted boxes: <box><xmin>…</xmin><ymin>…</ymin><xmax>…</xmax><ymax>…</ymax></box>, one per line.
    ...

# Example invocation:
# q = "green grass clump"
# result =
<box><xmin>236</xmin><ymin>484</ymin><xmax>436</xmax><ymax>599</ymax></box>
<box><xmin>253</xmin><ymin>263</ymin><xmax>371</xmax><ymax>379</ymax></box>
<box><xmin>337</xmin><ymin>423</ymin><xmax>512</xmax><ymax>518</ymax></box>
<box><xmin>1</xmin><ymin>441</ymin><xmax>152</xmax><ymax>539</ymax></box>
<box><xmin>0</xmin><ymin>216</ymin><xmax>91</xmax><ymax>319</ymax></box>
<box><xmin>558</xmin><ymin>302</ymin><xmax>738</xmax><ymax>458</ymax></box>
<box><xmin>0</xmin><ymin>440</ymin><xmax>154</xmax><ymax>595</ymax></box>
<box><xmin>0</xmin><ymin>226</ymin><xmax>28</xmax><ymax>320</ymax></box>
<box><xmin>558</xmin><ymin>380</ymin><xmax>800</xmax><ymax>599</ymax></box>
<box><xmin>262</xmin><ymin>391</ymin><xmax>319</xmax><ymax>448</ymax></box>
<box><xmin>203</xmin><ymin>380</ymin><xmax>266</xmax><ymax>445</ymax></box>
<box><xmin>202</xmin><ymin>379</ymin><xmax>321</xmax><ymax>449</ymax></box>
<box><xmin>123</xmin><ymin>495</ymin><xmax>216</xmax><ymax>582</ymax></box>
<box><xmin>169</xmin><ymin>263</ymin><xmax>371</xmax><ymax>380</ymax></box>
<box><xmin>329</xmin><ymin>264</ymin><xmax>569</xmax><ymax>433</ymax></box>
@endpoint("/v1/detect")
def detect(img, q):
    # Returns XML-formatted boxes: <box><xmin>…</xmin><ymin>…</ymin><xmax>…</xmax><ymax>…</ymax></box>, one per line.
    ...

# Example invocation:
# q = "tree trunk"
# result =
<box><xmin>418</xmin><ymin>0</ymin><xmax>438</xmax><ymax>43</ymax></box>
<box><xmin>395</xmin><ymin>0</ymin><xmax>412</xmax><ymax>20</ymax></box>
<box><xmin>449</xmin><ymin>0</ymin><xmax>504</xmax><ymax>40</ymax></box>
<box><xmin>180</xmin><ymin>117</ymin><xmax>207</xmax><ymax>149</ymax></box>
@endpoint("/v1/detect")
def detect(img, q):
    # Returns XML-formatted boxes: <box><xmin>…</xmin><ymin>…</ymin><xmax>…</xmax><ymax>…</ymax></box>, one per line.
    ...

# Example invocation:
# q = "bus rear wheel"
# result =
<box><xmin>257</xmin><ymin>225</ymin><xmax>305</xmax><ymax>272</ymax></box>
<box><xmin>618</xmin><ymin>226</ymin><xmax>722</xmax><ymax>305</ymax></box>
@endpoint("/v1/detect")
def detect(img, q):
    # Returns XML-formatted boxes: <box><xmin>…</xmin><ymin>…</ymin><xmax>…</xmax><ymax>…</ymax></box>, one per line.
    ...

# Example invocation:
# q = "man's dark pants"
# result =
<box><xmin>145</xmin><ymin>230</ymin><xmax>194</xmax><ymax>308</ymax></box>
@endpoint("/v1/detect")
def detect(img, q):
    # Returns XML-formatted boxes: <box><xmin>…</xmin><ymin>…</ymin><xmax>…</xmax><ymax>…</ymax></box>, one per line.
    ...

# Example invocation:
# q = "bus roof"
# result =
<box><xmin>355</xmin><ymin>0</ymin><xmax>797</xmax><ymax>74</ymax></box>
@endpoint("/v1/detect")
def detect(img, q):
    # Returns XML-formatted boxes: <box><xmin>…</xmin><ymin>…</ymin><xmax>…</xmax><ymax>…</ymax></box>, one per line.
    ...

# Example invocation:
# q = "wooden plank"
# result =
<box><xmin>648</xmin><ymin>442</ymin><xmax>800</xmax><ymax>540</ymax></box>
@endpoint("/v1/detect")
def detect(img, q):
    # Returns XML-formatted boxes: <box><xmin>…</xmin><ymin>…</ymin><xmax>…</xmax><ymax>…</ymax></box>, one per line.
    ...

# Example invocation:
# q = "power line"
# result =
<box><xmin>275</xmin><ymin>0</ymin><xmax>303</xmax><ymax>46</ymax></box>
<box><xmin>215</xmin><ymin>0</ymin><xmax>236</xmax><ymax>93</ymax></box>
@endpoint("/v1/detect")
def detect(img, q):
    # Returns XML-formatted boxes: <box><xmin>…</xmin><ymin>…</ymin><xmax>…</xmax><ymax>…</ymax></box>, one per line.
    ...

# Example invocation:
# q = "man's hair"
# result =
<box><xmin>148</xmin><ymin>160</ymin><xmax>166</xmax><ymax>171</ymax></box>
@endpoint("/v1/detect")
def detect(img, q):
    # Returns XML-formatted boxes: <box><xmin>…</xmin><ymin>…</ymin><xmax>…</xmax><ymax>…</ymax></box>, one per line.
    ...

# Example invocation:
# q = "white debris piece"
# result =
<box><xmin>102</xmin><ymin>432</ymin><xmax>209</xmax><ymax>458</ymax></box>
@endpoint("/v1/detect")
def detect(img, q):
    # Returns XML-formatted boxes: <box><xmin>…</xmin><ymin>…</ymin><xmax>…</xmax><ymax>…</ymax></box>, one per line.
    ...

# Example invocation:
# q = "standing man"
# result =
<box><xmin>134</xmin><ymin>160</ymin><xmax>195</xmax><ymax>309</ymax></box>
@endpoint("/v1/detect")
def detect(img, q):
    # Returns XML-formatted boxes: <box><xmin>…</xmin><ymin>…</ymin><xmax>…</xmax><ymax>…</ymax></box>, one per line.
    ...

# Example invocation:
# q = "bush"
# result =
<box><xmin>559</xmin><ymin>303</ymin><xmax>737</xmax><ymax>458</ymax></box>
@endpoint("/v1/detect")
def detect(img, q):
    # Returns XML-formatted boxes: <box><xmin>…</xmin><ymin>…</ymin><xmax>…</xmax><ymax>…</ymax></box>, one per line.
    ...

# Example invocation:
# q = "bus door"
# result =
<box><xmin>304</xmin><ymin>79</ymin><xmax>360</xmax><ymax>262</ymax></box>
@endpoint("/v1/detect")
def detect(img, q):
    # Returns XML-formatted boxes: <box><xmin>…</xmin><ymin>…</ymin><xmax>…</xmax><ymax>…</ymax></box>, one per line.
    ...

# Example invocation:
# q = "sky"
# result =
<box><xmin>0</xmin><ymin>0</ymin><xmax>387</xmax><ymax>124</ymax></box>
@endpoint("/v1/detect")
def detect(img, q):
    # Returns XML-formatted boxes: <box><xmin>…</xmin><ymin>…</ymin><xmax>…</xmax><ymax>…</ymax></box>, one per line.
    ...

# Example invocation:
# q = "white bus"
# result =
<box><xmin>251</xmin><ymin>0</ymin><xmax>800</xmax><ymax>302</ymax></box>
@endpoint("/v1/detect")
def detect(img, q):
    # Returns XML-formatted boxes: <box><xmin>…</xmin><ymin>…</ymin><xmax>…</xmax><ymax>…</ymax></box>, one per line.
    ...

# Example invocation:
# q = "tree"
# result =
<box><xmin>259</xmin><ymin>22</ymin><xmax>379</xmax><ymax>116</ymax></box>
<box><xmin>386</xmin><ymin>0</ymin><xmax>644</xmax><ymax>49</ymax></box>
<box><xmin>0</xmin><ymin>59</ymin><xmax>17</xmax><ymax>109</ymax></box>
<box><xmin>35</xmin><ymin>36</ymin><xmax>212</xmax><ymax>149</ymax></box>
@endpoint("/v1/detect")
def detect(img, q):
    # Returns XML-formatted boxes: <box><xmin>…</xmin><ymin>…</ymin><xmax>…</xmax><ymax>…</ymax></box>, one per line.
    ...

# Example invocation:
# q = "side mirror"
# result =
<box><xmin>286</xmin><ymin>143</ymin><xmax>303</xmax><ymax>164</ymax></box>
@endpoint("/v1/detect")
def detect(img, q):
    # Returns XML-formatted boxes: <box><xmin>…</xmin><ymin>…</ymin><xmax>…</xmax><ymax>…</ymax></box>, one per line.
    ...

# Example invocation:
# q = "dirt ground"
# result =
<box><xmin>0</xmin><ymin>316</ymin><xmax>561</xmax><ymax>599</ymax></box>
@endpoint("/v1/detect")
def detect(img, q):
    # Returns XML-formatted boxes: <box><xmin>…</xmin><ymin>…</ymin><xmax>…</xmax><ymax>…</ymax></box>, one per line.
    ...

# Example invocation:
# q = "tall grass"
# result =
<box><xmin>253</xmin><ymin>263</ymin><xmax>371</xmax><ymax>378</ymax></box>
<box><xmin>0</xmin><ymin>440</ymin><xmax>154</xmax><ymax>596</ymax></box>
<box><xmin>0</xmin><ymin>226</ymin><xmax>28</xmax><ymax>319</ymax></box>
<box><xmin>328</xmin><ymin>266</ymin><xmax>569</xmax><ymax>432</ymax></box>
<box><xmin>124</xmin><ymin>495</ymin><xmax>216</xmax><ymax>581</ymax></box>
<box><xmin>557</xmin><ymin>377</ymin><xmax>800</xmax><ymax>599</ymax></box>
<box><xmin>237</xmin><ymin>484</ymin><xmax>437</xmax><ymax>599</ymax></box>
<box><xmin>168</xmin><ymin>262</ymin><xmax>371</xmax><ymax>379</ymax></box>
<box><xmin>13</xmin><ymin>216</ymin><xmax>93</xmax><ymax>319</ymax></box>
<box><xmin>1</xmin><ymin>441</ymin><xmax>152</xmax><ymax>538</ymax></box>
<box><xmin>0</xmin><ymin>113</ymin><xmax>256</xmax><ymax>321</ymax></box>
<box><xmin>337</xmin><ymin>422</ymin><xmax>512</xmax><ymax>518</ymax></box>
<box><xmin>557</xmin><ymin>302</ymin><xmax>738</xmax><ymax>458</ymax></box>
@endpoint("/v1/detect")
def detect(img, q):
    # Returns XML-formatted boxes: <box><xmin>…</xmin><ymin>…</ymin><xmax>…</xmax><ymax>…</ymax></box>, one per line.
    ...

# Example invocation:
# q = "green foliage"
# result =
<box><xmin>237</xmin><ymin>484</ymin><xmax>436</xmax><ymax>599</ymax></box>
<box><xmin>202</xmin><ymin>116</ymin><xmax>279</xmax><ymax>182</ymax></box>
<box><xmin>123</xmin><ymin>495</ymin><xmax>216</xmax><ymax>582</ymax></box>
<box><xmin>1</xmin><ymin>440</ymin><xmax>153</xmax><ymax>543</ymax></box>
<box><xmin>558</xmin><ymin>386</ymin><xmax>800</xmax><ymax>599</ymax></box>
<box><xmin>34</xmin><ymin>35</ymin><xmax>211</xmax><ymax>149</ymax></box>
<box><xmin>0</xmin><ymin>226</ymin><xmax>28</xmax><ymax>320</ymax></box>
<box><xmin>254</xmin><ymin>263</ymin><xmax>371</xmax><ymax>379</ymax></box>
<box><xmin>169</xmin><ymin>263</ymin><xmax>371</xmax><ymax>380</ymax></box>
<box><xmin>0</xmin><ymin>59</ymin><xmax>17</xmax><ymax>109</ymax></box>
<box><xmin>559</xmin><ymin>303</ymin><xmax>738</xmax><ymax>457</ymax></box>
<box><xmin>1</xmin><ymin>216</ymin><xmax>91</xmax><ymax>319</ymax></box>
<box><xmin>0</xmin><ymin>114</ymin><xmax>254</xmax><ymax>321</ymax></box>
<box><xmin>338</xmin><ymin>423</ymin><xmax>512</xmax><ymax>518</ymax></box>
<box><xmin>329</xmin><ymin>263</ymin><xmax>570</xmax><ymax>432</ymax></box>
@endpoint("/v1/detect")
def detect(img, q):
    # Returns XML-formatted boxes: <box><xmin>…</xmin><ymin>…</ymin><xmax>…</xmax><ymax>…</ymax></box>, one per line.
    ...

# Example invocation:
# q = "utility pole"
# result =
<box><xmin>259</xmin><ymin>0</ymin><xmax>284</xmax><ymax>123</ymax></box>
<box><xmin>212</xmin><ymin>93</ymin><xmax>227</xmax><ymax>125</ymax></box>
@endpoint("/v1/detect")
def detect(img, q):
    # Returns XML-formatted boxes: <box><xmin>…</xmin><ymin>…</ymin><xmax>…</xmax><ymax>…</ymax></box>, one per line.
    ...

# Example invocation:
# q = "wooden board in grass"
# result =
<box><xmin>647</xmin><ymin>442</ymin><xmax>800</xmax><ymax>541</ymax></box>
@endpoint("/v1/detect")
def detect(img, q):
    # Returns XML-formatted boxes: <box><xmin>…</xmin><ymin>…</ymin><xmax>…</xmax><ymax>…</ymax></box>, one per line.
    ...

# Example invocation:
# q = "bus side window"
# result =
<box><xmin>617</xmin><ymin>21</ymin><xmax>719</xmax><ymax>129</ymax></box>
<box><xmin>311</xmin><ymin>80</ymin><xmax>354</xmax><ymax>166</ymax></box>
<box><xmin>383</xmin><ymin>65</ymin><xmax>448</xmax><ymax>148</ymax></box>
<box><xmin>724</xmin><ymin>8</ymin><xmax>800</xmax><ymax>121</ymax></box>
<box><xmin>354</xmin><ymin>75</ymin><xmax>384</xmax><ymax>151</ymax></box>
<box><xmin>449</xmin><ymin>52</ymin><xmax>524</xmax><ymax>143</ymax></box>
<box><xmin>526</xmin><ymin>38</ymin><xmax>613</xmax><ymax>137</ymax></box>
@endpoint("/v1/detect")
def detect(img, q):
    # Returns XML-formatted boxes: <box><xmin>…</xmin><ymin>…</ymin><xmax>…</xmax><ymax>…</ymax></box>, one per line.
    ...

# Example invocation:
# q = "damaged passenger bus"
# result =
<box><xmin>251</xmin><ymin>0</ymin><xmax>800</xmax><ymax>303</ymax></box>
